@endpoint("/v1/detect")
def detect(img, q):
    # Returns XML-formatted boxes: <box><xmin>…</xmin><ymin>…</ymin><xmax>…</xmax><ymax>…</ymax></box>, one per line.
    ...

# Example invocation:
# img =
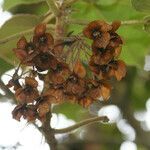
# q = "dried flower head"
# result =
<box><xmin>33</xmin><ymin>52</ymin><xmax>58</xmax><ymax>71</ymax></box>
<box><xmin>12</xmin><ymin>104</ymin><xmax>37</xmax><ymax>122</ymax></box>
<box><xmin>33</xmin><ymin>24</ymin><xmax>54</xmax><ymax>52</ymax></box>
<box><xmin>109</xmin><ymin>60</ymin><xmax>126</xmax><ymax>81</ymax></box>
<box><xmin>49</xmin><ymin>62</ymin><xmax>71</xmax><ymax>85</ymax></box>
<box><xmin>111</xmin><ymin>20</ymin><xmax>121</xmax><ymax>32</ymax></box>
<box><xmin>64</xmin><ymin>75</ymin><xmax>86</xmax><ymax>98</ymax></box>
<box><xmin>15</xmin><ymin>77</ymin><xmax>39</xmax><ymax>104</ymax></box>
<box><xmin>83</xmin><ymin>20</ymin><xmax>112</xmax><ymax>40</ymax></box>
<box><xmin>13</xmin><ymin>36</ymin><xmax>36</xmax><ymax>65</ymax></box>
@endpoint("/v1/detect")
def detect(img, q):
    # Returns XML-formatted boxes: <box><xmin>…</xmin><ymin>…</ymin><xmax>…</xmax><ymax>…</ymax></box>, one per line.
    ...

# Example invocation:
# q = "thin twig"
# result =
<box><xmin>0</xmin><ymin>79</ymin><xmax>15</xmax><ymax>100</ymax></box>
<box><xmin>46</xmin><ymin>0</ymin><xmax>59</xmax><ymax>17</ymax></box>
<box><xmin>121</xmin><ymin>19</ymin><xmax>146</xmax><ymax>25</ymax></box>
<box><xmin>0</xmin><ymin>28</ymin><xmax>33</xmax><ymax>45</ymax></box>
<box><xmin>54</xmin><ymin>116</ymin><xmax>109</xmax><ymax>134</ymax></box>
<box><xmin>43</xmin><ymin>10</ymin><xmax>51</xmax><ymax>18</ymax></box>
<box><xmin>42</xmin><ymin>13</ymin><xmax>55</xmax><ymax>23</ymax></box>
<box><xmin>0</xmin><ymin>24</ymin><xmax>55</xmax><ymax>45</ymax></box>
<box><xmin>67</xmin><ymin>19</ymin><xmax>146</xmax><ymax>26</ymax></box>
<box><xmin>0</xmin><ymin>18</ymin><xmax>145</xmax><ymax>46</ymax></box>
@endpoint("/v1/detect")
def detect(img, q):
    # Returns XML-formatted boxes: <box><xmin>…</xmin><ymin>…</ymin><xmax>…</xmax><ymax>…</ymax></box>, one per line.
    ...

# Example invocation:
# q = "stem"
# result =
<box><xmin>121</xmin><ymin>19</ymin><xmax>146</xmax><ymax>25</ymax></box>
<box><xmin>46</xmin><ymin>0</ymin><xmax>59</xmax><ymax>17</ymax></box>
<box><xmin>67</xmin><ymin>19</ymin><xmax>146</xmax><ymax>26</ymax></box>
<box><xmin>54</xmin><ymin>116</ymin><xmax>109</xmax><ymax>134</ymax></box>
<box><xmin>0</xmin><ymin>19</ymin><xmax>146</xmax><ymax>45</ymax></box>
<box><xmin>42</xmin><ymin>13</ymin><xmax>55</xmax><ymax>24</ymax></box>
<box><xmin>0</xmin><ymin>24</ymin><xmax>55</xmax><ymax>45</ymax></box>
<box><xmin>0</xmin><ymin>79</ymin><xmax>15</xmax><ymax>100</ymax></box>
<box><xmin>39</xmin><ymin>64</ymin><xmax>58</xmax><ymax>150</ymax></box>
<box><xmin>0</xmin><ymin>28</ymin><xmax>32</xmax><ymax>45</ymax></box>
<box><xmin>53</xmin><ymin>2</ymin><xmax>68</xmax><ymax>56</ymax></box>
<box><xmin>41</xmin><ymin>111</ymin><xmax>57</xmax><ymax>150</ymax></box>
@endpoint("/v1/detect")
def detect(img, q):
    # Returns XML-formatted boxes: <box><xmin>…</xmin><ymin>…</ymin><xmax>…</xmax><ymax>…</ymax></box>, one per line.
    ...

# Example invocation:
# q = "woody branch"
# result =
<box><xmin>54</xmin><ymin>116</ymin><xmax>109</xmax><ymax>134</ymax></box>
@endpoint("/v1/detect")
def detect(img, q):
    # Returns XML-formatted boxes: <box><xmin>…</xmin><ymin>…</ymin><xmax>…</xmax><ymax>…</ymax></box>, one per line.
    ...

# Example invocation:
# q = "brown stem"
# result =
<box><xmin>40</xmin><ymin>65</ymin><xmax>58</xmax><ymax>150</ymax></box>
<box><xmin>54</xmin><ymin>116</ymin><xmax>109</xmax><ymax>134</ymax></box>
<box><xmin>41</xmin><ymin>110</ymin><xmax>57</xmax><ymax>150</ymax></box>
<box><xmin>53</xmin><ymin>5</ymin><xmax>67</xmax><ymax>56</ymax></box>
<box><xmin>37</xmin><ymin>2</ymin><xmax>69</xmax><ymax>150</ymax></box>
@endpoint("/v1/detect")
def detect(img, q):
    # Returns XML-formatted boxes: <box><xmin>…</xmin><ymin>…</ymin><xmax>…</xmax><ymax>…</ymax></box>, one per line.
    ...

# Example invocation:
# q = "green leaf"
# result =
<box><xmin>2</xmin><ymin>0</ymin><xmax>45</xmax><ymax>11</ymax></box>
<box><xmin>72</xmin><ymin>1</ymin><xmax>106</xmax><ymax>21</ymax></box>
<box><xmin>7</xmin><ymin>2</ymin><xmax>49</xmax><ymax>16</ymax></box>
<box><xmin>131</xmin><ymin>0</ymin><xmax>150</xmax><ymax>13</ymax></box>
<box><xmin>96</xmin><ymin>0</ymin><xmax>118</xmax><ymax>6</ymax></box>
<box><xmin>0</xmin><ymin>58</ymin><xmax>13</xmax><ymax>75</ymax></box>
<box><xmin>53</xmin><ymin>102</ymin><xmax>87</xmax><ymax>121</ymax></box>
<box><xmin>0</xmin><ymin>14</ymin><xmax>40</xmax><ymax>66</ymax></box>
<box><xmin>119</xmin><ymin>25</ymin><xmax>150</xmax><ymax>67</ymax></box>
<box><xmin>94</xmin><ymin>0</ymin><xmax>144</xmax><ymax>21</ymax></box>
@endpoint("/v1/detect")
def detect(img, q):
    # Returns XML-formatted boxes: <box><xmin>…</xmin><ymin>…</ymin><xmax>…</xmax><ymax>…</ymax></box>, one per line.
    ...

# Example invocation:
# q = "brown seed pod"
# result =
<box><xmin>15</xmin><ymin>77</ymin><xmax>39</xmax><ymax>104</ymax></box>
<box><xmin>33</xmin><ymin>24</ymin><xmax>54</xmax><ymax>52</ymax></box>
<box><xmin>83</xmin><ymin>20</ymin><xmax>112</xmax><ymax>39</ymax></box>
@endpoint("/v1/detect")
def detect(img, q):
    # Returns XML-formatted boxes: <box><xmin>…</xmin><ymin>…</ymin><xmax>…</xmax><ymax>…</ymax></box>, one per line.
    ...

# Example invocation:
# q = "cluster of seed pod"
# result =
<box><xmin>84</xmin><ymin>20</ymin><xmax>126</xmax><ymax>81</ymax></box>
<box><xmin>8</xmin><ymin>21</ymin><xmax>126</xmax><ymax>122</ymax></box>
